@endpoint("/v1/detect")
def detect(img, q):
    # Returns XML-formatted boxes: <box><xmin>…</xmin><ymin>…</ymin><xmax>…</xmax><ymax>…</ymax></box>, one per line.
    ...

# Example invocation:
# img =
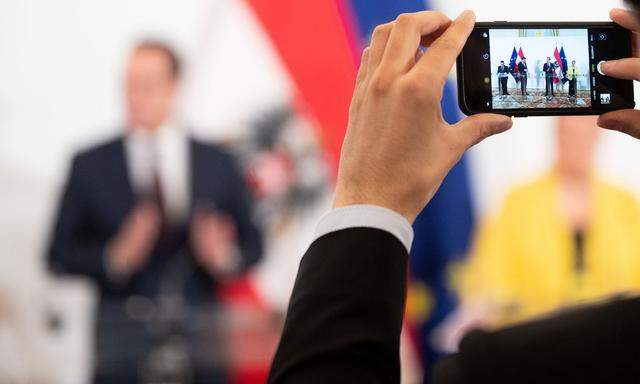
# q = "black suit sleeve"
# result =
<box><xmin>47</xmin><ymin>155</ymin><xmax>113</xmax><ymax>288</ymax></box>
<box><xmin>432</xmin><ymin>296</ymin><xmax>640</xmax><ymax>383</ymax></box>
<box><xmin>267</xmin><ymin>228</ymin><xmax>408</xmax><ymax>384</ymax></box>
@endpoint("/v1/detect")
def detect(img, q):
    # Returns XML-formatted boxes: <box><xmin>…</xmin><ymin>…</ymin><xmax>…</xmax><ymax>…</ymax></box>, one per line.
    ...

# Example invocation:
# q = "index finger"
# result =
<box><xmin>601</xmin><ymin>57</ymin><xmax>640</xmax><ymax>80</ymax></box>
<box><xmin>611</xmin><ymin>8</ymin><xmax>640</xmax><ymax>33</ymax></box>
<box><xmin>413</xmin><ymin>10</ymin><xmax>475</xmax><ymax>81</ymax></box>
<box><xmin>379</xmin><ymin>11</ymin><xmax>451</xmax><ymax>75</ymax></box>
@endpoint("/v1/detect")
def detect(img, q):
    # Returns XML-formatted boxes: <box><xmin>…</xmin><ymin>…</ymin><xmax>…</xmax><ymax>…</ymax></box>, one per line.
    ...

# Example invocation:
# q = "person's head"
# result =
<box><xmin>522</xmin><ymin>56</ymin><xmax>526</xmax><ymax>63</ymax></box>
<box><xmin>500</xmin><ymin>60</ymin><xmax>504</xmax><ymax>65</ymax></box>
<box><xmin>572</xmin><ymin>60</ymin><xmax>576</xmax><ymax>66</ymax></box>
<box><xmin>124</xmin><ymin>40</ymin><xmax>181</xmax><ymax>132</ymax></box>
<box><xmin>555</xmin><ymin>116</ymin><xmax>600</xmax><ymax>178</ymax></box>
<box><xmin>547</xmin><ymin>57</ymin><xmax>551</xmax><ymax>63</ymax></box>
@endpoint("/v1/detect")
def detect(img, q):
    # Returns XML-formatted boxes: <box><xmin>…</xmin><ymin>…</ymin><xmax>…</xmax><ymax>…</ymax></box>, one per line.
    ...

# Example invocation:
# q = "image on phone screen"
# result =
<box><xmin>490</xmin><ymin>28</ymin><xmax>590</xmax><ymax>109</ymax></box>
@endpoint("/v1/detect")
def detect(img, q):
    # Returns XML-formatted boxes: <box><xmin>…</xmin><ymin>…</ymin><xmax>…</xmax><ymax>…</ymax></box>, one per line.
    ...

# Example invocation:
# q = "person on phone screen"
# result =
<box><xmin>543</xmin><ymin>57</ymin><xmax>557</xmax><ymax>98</ymax></box>
<box><xmin>497</xmin><ymin>60</ymin><xmax>510</xmax><ymax>95</ymax></box>
<box><xmin>517</xmin><ymin>56</ymin><xmax>529</xmax><ymax>96</ymax></box>
<box><xmin>568</xmin><ymin>60</ymin><xmax>579</xmax><ymax>99</ymax></box>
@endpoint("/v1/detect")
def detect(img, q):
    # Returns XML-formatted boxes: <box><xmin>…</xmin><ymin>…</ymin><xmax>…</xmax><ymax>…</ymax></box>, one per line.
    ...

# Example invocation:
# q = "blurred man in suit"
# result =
<box><xmin>48</xmin><ymin>40</ymin><xmax>262</xmax><ymax>383</ymax></box>
<box><xmin>497</xmin><ymin>60</ymin><xmax>510</xmax><ymax>95</ymax></box>
<box><xmin>518</xmin><ymin>56</ymin><xmax>529</xmax><ymax>96</ymax></box>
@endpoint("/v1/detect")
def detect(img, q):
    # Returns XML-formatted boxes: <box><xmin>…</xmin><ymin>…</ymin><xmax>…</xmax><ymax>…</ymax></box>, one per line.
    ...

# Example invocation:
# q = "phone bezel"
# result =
<box><xmin>457</xmin><ymin>21</ymin><xmax>635</xmax><ymax>117</ymax></box>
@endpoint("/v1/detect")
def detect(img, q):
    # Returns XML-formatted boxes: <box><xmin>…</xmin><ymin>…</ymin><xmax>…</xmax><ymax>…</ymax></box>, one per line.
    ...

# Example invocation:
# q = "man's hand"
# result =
<box><xmin>190</xmin><ymin>211</ymin><xmax>240</xmax><ymax>279</ymax></box>
<box><xmin>106</xmin><ymin>202</ymin><xmax>161</xmax><ymax>278</ymax></box>
<box><xmin>333</xmin><ymin>10</ymin><xmax>512</xmax><ymax>222</ymax></box>
<box><xmin>598</xmin><ymin>8</ymin><xmax>640</xmax><ymax>137</ymax></box>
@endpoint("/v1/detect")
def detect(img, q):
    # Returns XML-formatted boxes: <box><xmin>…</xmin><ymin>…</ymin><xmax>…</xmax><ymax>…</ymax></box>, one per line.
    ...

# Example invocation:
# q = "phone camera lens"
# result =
<box><xmin>598</xmin><ymin>33</ymin><xmax>607</xmax><ymax>41</ymax></box>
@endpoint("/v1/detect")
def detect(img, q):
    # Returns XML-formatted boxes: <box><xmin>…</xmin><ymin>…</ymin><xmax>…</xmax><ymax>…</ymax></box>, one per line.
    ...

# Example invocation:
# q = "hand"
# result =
<box><xmin>106</xmin><ymin>202</ymin><xmax>161</xmax><ymax>278</ymax></box>
<box><xmin>598</xmin><ymin>8</ymin><xmax>640</xmax><ymax>137</ymax></box>
<box><xmin>191</xmin><ymin>211</ymin><xmax>240</xmax><ymax>279</ymax></box>
<box><xmin>333</xmin><ymin>10</ymin><xmax>512</xmax><ymax>222</ymax></box>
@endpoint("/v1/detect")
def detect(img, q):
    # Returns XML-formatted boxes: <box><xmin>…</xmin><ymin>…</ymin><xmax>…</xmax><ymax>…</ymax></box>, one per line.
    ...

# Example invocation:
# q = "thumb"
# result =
<box><xmin>454</xmin><ymin>113</ymin><xmax>513</xmax><ymax>148</ymax></box>
<box><xmin>598</xmin><ymin>109</ymin><xmax>640</xmax><ymax>139</ymax></box>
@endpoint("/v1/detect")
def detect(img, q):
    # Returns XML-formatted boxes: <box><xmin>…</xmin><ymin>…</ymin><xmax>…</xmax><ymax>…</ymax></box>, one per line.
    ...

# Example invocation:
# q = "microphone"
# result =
<box><xmin>573</xmin><ymin>231</ymin><xmax>585</xmax><ymax>274</ymax></box>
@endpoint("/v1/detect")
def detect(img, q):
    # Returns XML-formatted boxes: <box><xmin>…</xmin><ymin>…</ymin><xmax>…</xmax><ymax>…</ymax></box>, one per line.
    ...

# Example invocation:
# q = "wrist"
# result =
<box><xmin>333</xmin><ymin>187</ymin><xmax>422</xmax><ymax>223</ymax></box>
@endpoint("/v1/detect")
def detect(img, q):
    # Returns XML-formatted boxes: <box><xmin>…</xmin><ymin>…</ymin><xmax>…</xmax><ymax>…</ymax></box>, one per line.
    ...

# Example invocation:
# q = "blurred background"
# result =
<box><xmin>2</xmin><ymin>0</ymin><xmax>640</xmax><ymax>383</ymax></box>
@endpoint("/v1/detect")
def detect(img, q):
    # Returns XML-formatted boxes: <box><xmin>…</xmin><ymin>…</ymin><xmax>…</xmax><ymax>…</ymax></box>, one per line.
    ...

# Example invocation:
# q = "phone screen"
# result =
<box><xmin>459</xmin><ymin>23</ymin><xmax>635</xmax><ymax>116</ymax></box>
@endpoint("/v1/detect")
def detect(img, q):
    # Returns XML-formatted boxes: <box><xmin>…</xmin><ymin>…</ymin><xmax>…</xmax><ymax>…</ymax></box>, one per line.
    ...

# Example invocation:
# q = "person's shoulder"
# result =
<box><xmin>189</xmin><ymin>137</ymin><xmax>244</xmax><ymax>180</ymax></box>
<box><xmin>190</xmin><ymin>137</ymin><xmax>236</xmax><ymax>164</ymax></box>
<box><xmin>596</xmin><ymin>178</ymin><xmax>640</xmax><ymax>209</ymax></box>
<box><xmin>502</xmin><ymin>173</ymin><xmax>553</xmax><ymax>207</ymax></box>
<box><xmin>72</xmin><ymin>135</ymin><xmax>124</xmax><ymax>167</ymax></box>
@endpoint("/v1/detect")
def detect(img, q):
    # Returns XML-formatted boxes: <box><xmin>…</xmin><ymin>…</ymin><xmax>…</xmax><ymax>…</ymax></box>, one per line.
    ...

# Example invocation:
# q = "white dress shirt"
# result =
<box><xmin>314</xmin><ymin>204</ymin><xmax>414</xmax><ymax>252</ymax></box>
<box><xmin>125</xmin><ymin>123</ymin><xmax>190</xmax><ymax>224</ymax></box>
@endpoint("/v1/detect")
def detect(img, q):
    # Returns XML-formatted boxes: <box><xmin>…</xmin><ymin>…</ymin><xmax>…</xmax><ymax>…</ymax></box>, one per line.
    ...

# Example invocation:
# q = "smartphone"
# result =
<box><xmin>457</xmin><ymin>22</ymin><xmax>635</xmax><ymax>117</ymax></box>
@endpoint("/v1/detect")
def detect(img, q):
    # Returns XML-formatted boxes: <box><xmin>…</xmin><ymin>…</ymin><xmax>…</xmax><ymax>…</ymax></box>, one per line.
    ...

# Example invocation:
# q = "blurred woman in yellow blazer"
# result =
<box><xmin>459</xmin><ymin>116</ymin><xmax>640</xmax><ymax>328</ymax></box>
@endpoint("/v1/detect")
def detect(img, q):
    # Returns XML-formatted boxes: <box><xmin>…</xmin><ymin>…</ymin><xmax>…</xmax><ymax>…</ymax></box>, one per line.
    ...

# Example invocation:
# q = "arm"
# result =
<box><xmin>226</xmin><ymin>156</ymin><xmax>263</xmax><ymax>272</ymax></box>
<box><xmin>433</xmin><ymin>296</ymin><xmax>640</xmax><ymax>383</ymax></box>
<box><xmin>48</xmin><ymin>156</ymin><xmax>112</xmax><ymax>287</ymax></box>
<box><xmin>268</xmin><ymin>227</ymin><xmax>408</xmax><ymax>384</ymax></box>
<box><xmin>268</xmin><ymin>10</ymin><xmax>511</xmax><ymax>383</ymax></box>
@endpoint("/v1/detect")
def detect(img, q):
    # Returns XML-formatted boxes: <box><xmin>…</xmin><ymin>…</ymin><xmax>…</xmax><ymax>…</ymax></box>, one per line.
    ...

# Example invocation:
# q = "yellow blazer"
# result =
<box><xmin>459</xmin><ymin>172</ymin><xmax>640</xmax><ymax>326</ymax></box>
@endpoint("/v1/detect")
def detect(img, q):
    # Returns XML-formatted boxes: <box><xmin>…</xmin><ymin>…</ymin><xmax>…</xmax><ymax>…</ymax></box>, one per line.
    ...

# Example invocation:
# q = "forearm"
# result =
<box><xmin>433</xmin><ymin>297</ymin><xmax>640</xmax><ymax>383</ymax></box>
<box><xmin>49</xmin><ymin>240</ymin><xmax>109</xmax><ymax>282</ymax></box>
<box><xmin>268</xmin><ymin>228</ymin><xmax>408</xmax><ymax>384</ymax></box>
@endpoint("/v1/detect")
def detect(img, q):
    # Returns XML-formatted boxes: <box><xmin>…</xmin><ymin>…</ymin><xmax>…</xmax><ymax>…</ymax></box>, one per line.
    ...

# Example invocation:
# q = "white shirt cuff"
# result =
<box><xmin>314</xmin><ymin>205</ymin><xmax>414</xmax><ymax>253</ymax></box>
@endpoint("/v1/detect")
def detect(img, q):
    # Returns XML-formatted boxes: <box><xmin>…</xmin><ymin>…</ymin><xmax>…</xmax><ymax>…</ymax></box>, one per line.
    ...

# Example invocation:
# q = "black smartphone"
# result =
<box><xmin>457</xmin><ymin>22</ymin><xmax>635</xmax><ymax>117</ymax></box>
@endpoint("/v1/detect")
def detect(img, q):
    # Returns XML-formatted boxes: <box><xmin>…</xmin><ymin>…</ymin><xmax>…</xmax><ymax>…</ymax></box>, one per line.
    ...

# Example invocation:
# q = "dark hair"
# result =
<box><xmin>500</xmin><ymin>60</ymin><xmax>504</xmax><ymax>63</ymax></box>
<box><xmin>134</xmin><ymin>40</ymin><xmax>181</xmax><ymax>77</ymax></box>
<box><xmin>522</xmin><ymin>56</ymin><xmax>526</xmax><ymax>60</ymax></box>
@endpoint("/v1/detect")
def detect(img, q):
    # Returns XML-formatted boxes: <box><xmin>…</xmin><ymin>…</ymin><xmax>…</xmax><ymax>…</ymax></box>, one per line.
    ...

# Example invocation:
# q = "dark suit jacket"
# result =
<box><xmin>497</xmin><ymin>65</ymin><xmax>510</xmax><ymax>75</ymax></box>
<box><xmin>48</xmin><ymin>136</ymin><xmax>262</xmax><ymax>303</ymax></box>
<box><xmin>543</xmin><ymin>62</ymin><xmax>557</xmax><ymax>77</ymax></box>
<box><xmin>268</xmin><ymin>227</ymin><xmax>640</xmax><ymax>383</ymax></box>
<box><xmin>517</xmin><ymin>61</ymin><xmax>528</xmax><ymax>75</ymax></box>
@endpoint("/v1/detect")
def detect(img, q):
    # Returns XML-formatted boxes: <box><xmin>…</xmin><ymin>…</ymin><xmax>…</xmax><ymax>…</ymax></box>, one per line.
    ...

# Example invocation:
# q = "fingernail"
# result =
<box><xmin>498</xmin><ymin>118</ymin><xmax>513</xmax><ymax>131</ymax></box>
<box><xmin>597</xmin><ymin>115</ymin><xmax>618</xmax><ymax>129</ymax></box>
<box><xmin>457</xmin><ymin>10</ymin><xmax>474</xmax><ymax>20</ymax></box>
<box><xmin>600</xmin><ymin>60</ymin><xmax>612</xmax><ymax>74</ymax></box>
